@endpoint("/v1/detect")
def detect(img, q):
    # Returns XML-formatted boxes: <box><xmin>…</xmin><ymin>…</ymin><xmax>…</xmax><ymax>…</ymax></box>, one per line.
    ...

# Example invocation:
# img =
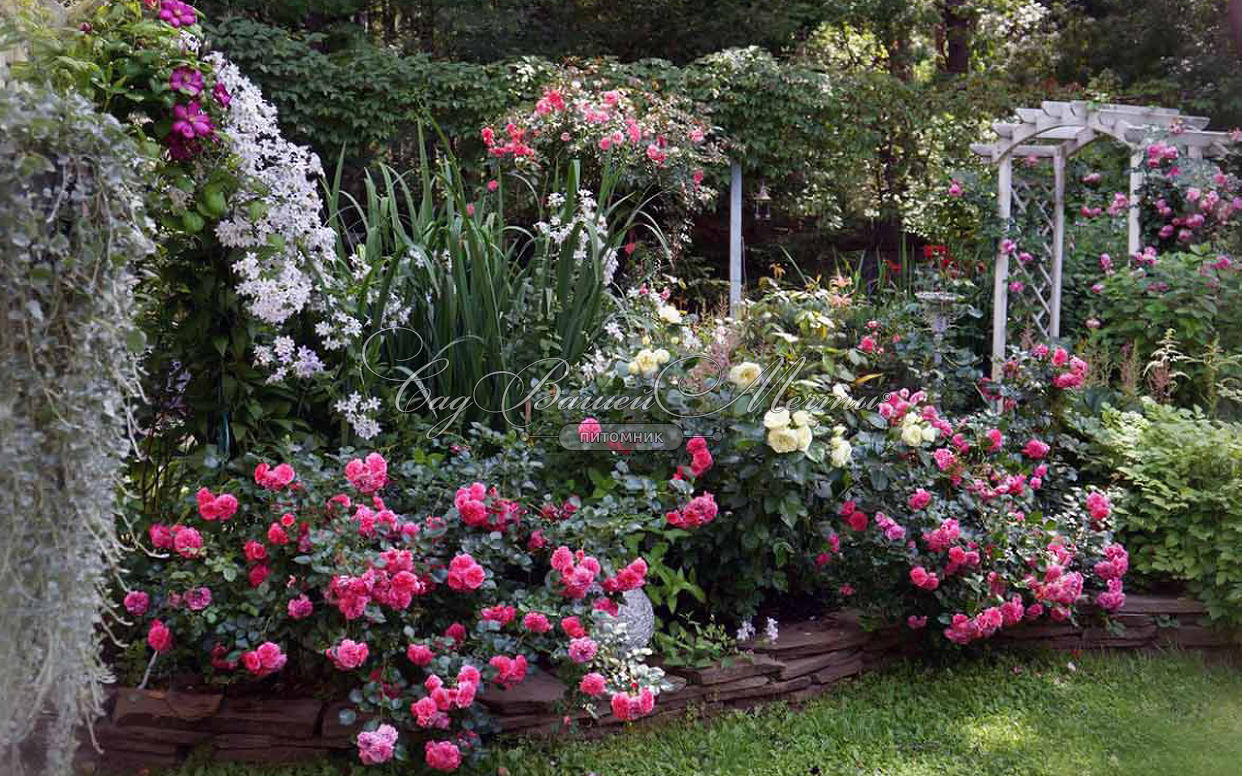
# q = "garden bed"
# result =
<box><xmin>77</xmin><ymin>594</ymin><xmax>1237</xmax><ymax>773</ymax></box>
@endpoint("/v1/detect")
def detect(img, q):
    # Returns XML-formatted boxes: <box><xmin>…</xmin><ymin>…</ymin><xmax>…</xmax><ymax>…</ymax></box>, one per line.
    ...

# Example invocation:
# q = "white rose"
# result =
<box><xmin>729</xmin><ymin>361</ymin><xmax>762</xmax><ymax>388</ymax></box>
<box><xmin>921</xmin><ymin>425</ymin><xmax>938</xmax><ymax>443</ymax></box>
<box><xmin>830</xmin><ymin>437</ymin><xmax>853</xmax><ymax>467</ymax></box>
<box><xmin>763</xmin><ymin>408</ymin><xmax>791</xmax><ymax>430</ymax></box>
<box><xmin>901</xmin><ymin>423</ymin><xmax>925</xmax><ymax>447</ymax></box>
<box><xmin>657</xmin><ymin>305</ymin><xmax>683</xmax><ymax>324</ymax></box>
<box><xmin>653</xmin><ymin>348</ymin><xmax>671</xmax><ymax>365</ymax></box>
<box><xmin>793</xmin><ymin>424</ymin><xmax>814</xmax><ymax>452</ymax></box>
<box><xmin>767</xmin><ymin>426</ymin><xmax>801</xmax><ymax>453</ymax></box>
<box><xmin>792</xmin><ymin>410</ymin><xmax>817</xmax><ymax>428</ymax></box>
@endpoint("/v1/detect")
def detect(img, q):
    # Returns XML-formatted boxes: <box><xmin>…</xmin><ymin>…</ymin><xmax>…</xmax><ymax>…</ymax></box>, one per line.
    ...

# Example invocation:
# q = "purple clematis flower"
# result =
<box><xmin>159</xmin><ymin>0</ymin><xmax>198</xmax><ymax>28</ymax></box>
<box><xmin>212</xmin><ymin>81</ymin><xmax>231</xmax><ymax>109</ymax></box>
<box><xmin>171</xmin><ymin>102</ymin><xmax>213</xmax><ymax>139</ymax></box>
<box><xmin>170</xmin><ymin>67</ymin><xmax>204</xmax><ymax>96</ymax></box>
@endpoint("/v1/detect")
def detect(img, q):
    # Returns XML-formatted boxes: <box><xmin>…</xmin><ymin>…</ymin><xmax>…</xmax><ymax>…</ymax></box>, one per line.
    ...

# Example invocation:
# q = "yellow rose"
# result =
<box><xmin>767</xmin><ymin>426</ymin><xmax>801</xmax><ymax>453</ymax></box>
<box><xmin>763</xmin><ymin>408</ymin><xmax>791</xmax><ymax>430</ymax></box>
<box><xmin>631</xmin><ymin>348</ymin><xmax>661</xmax><ymax>377</ymax></box>
<box><xmin>729</xmin><ymin>361</ymin><xmax>762</xmax><ymax>388</ymax></box>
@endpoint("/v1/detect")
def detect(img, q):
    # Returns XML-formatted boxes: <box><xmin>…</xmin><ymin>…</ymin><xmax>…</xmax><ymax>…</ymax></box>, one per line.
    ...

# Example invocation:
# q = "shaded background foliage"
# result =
<box><xmin>198</xmin><ymin>0</ymin><xmax>1242</xmax><ymax>286</ymax></box>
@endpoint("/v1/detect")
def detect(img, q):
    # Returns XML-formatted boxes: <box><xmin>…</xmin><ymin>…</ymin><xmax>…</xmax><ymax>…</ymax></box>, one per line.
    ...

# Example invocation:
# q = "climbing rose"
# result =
<box><xmin>907</xmin><ymin>615</ymin><xmax>928</xmax><ymax>629</ymax></box>
<box><xmin>287</xmin><ymin>595</ymin><xmax>313</xmax><ymax>619</ymax></box>
<box><xmin>610</xmin><ymin>689</ymin><xmax>656</xmax><ymax>721</ymax></box>
<box><xmin>184</xmin><ymin>587</ymin><xmax>212</xmax><ymax>611</ymax></box>
<box><xmin>580</xmin><ymin>672</ymin><xmax>608</xmax><ymax>696</ymax></box>
<box><xmin>568</xmin><ymin>637</ymin><xmax>599</xmax><ymax>663</ymax></box>
<box><xmin>254</xmin><ymin>462</ymin><xmax>296</xmax><ymax>490</ymax></box>
<box><xmin>345</xmin><ymin>452</ymin><xmax>389</xmax><ymax>493</ymax></box>
<box><xmin>445</xmin><ymin>554</ymin><xmax>486</xmax><ymax>592</ymax></box>
<box><xmin>326</xmin><ymin>639</ymin><xmax>369</xmax><ymax>670</ymax></box>
<box><xmin>124</xmin><ymin>590</ymin><xmax>150</xmax><ymax>616</ymax></box>
<box><xmin>356</xmin><ymin>723</ymin><xmax>398</xmax><ymax>765</ymax></box>
<box><xmin>424</xmin><ymin>740</ymin><xmax>462</xmax><ymax>772</ymax></box>
<box><xmin>406</xmin><ymin>643</ymin><xmax>435</xmax><ymax>666</ymax></box>
<box><xmin>909</xmin><ymin>566</ymin><xmax>940</xmax><ymax>591</ymax></box>
<box><xmin>489</xmin><ymin>654</ymin><xmax>528</xmax><ymax>687</ymax></box>
<box><xmin>147</xmin><ymin>620</ymin><xmax>173</xmax><ymax>653</ymax></box>
<box><xmin>1022</xmin><ymin>439</ymin><xmax>1050</xmax><ymax>459</ymax></box>
<box><xmin>523</xmin><ymin>612</ymin><xmax>552</xmax><ymax>633</ymax></box>
<box><xmin>561</xmin><ymin>616</ymin><xmax>587</xmax><ymax>639</ymax></box>
<box><xmin>172</xmin><ymin>526</ymin><xmax>204</xmax><ymax>558</ymax></box>
<box><xmin>195</xmin><ymin>488</ymin><xmax>238</xmax><ymax>521</ymax></box>
<box><xmin>907</xmin><ymin>488</ymin><xmax>932</xmax><ymax>510</ymax></box>
<box><xmin>242</xmin><ymin>642</ymin><xmax>286</xmax><ymax>677</ymax></box>
<box><xmin>578</xmin><ymin>417</ymin><xmax>602</xmax><ymax>443</ymax></box>
<box><xmin>1086</xmin><ymin>491</ymin><xmax>1111</xmax><ymax>522</ymax></box>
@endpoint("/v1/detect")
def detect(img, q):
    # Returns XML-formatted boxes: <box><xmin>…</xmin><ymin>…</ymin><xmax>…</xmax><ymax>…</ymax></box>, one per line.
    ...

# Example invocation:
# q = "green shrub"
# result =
<box><xmin>1091</xmin><ymin>400</ymin><xmax>1242</xmax><ymax>623</ymax></box>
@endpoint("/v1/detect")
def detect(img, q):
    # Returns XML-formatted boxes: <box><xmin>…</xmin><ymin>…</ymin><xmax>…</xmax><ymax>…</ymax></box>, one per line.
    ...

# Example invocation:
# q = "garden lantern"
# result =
<box><xmin>754</xmin><ymin>181</ymin><xmax>772</xmax><ymax>221</ymax></box>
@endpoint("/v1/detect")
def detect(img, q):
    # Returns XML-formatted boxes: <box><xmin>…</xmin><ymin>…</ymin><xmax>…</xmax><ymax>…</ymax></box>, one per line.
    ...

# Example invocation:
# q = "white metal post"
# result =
<box><xmin>729</xmin><ymin>161</ymin><xmax>743</xmax><ymax>317</ymax></box>
<box><xmin>991</xmin><ymin>155</ymin><xmax>1013</xmax><ymax>381</ymax></box>
<box><xmin>1050</xmin><ymin>150</ymin><xmax>1066</xmax><ymax>339</ymax></box>
<box><xmin>1128</xmin><ymin>150</ymin><xmax>1143</xmax><ymax>256</ymax></box>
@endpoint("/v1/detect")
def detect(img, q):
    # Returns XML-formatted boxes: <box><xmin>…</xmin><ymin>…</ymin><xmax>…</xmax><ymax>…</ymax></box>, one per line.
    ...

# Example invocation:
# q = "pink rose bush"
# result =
<box><xmin>118</xmin><ymin>450</ymin><xmax>667</xmax><ymax>769</ymax></box>
<box><xmin>820</xmin><ymin>342</ymin><xmax>1130</xmax><ymax>645</ymax></box>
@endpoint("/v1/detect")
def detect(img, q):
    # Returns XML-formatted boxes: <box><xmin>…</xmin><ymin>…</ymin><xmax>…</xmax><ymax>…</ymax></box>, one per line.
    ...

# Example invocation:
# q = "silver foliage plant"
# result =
<box><xmin>0</xmin><ymin>82</ymin><xmax>153</xmax><ymax>773</ymax></box>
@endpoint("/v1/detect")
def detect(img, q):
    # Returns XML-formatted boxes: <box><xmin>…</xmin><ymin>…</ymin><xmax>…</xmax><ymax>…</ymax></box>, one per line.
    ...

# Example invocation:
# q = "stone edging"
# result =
<box><xmin>78</xmin><ymin>595</ymin><xmax>1238</xmax><ymax>772</ymax></box>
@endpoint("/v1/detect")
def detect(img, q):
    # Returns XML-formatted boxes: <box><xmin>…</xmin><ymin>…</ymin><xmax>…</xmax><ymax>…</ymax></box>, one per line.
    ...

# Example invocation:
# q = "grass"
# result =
<box><xmin>167</xmin><ymin>650</ymin><xmax>1242</xmax><ymax>776</ymax></box>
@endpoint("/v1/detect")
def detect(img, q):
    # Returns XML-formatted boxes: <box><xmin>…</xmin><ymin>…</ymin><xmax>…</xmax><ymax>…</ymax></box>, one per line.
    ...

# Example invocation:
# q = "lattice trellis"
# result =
<box><xmin>971</xmin><ymin>100</ymin><xmax>1238</xmax><ymax>379</ymax></box>
<box><xmin>1009</xmin><ymin>176</ymin><xmax>1058</xmax><ymax>337</ymax></box>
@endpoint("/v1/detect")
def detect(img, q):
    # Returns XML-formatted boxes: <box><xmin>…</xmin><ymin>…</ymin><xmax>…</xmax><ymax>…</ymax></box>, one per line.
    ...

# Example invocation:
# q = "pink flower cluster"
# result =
<box><xmin>454</xmin><ymin>482</ymin><xmax>523</xmax><ymax>532</ymax></box>
<box><xmin>196</xmin><ymin>488</ymin><xmax>238</xmax><ymax>521</ymax></box>
<box><xmin>241</xmin><ymin>642</ymin><xmax>286</xmax><ymax>677</ymax></box>
<box><xmin>345</xmin><ymin>452</ymin><xmax>389</xmax><ymax>493</ymax></box>
<box><xmin>424</xmin><ymin>740</ymin><xmax>462</xmax><ymax>771</ymax></box>
<box><xmin>686</xmin><ymin>435</ymin><xmax>714</xmax><ymax>477</ymax></box>
<box><xmin>254</xmin><ymin>462</ymin><xmax>296</xmax><ymax>490</ymax></box>
<box><xmin>1086</xmin><ymin>491</ymin><xmax>1111</xmax><ymax>523</ymax></box>
<box><xmin>489</xmin><ymin>654</ymin><xmax>529</xmax><ymax>687</ymax></box>
<box><xmin>325</xmin><ymin>639</ymin><xmax>370</xmax><ymax>670</ymax></box>
<box><xmin>840</xmin><ymin>500</ymin><xmax>869</xmax><ymax>531</ymax></box>
<box><xmin>551</xmin><ymin>546</ymin><xmax>602</xmax><ymax>599</ymax></box>
<box><xmin>610</xmin><ymin>689</ymin><xmax>656</xmax><ymax>721</ymax></box>
<box><xmin>445</xmin><ymin>553</ymin><xmax>487</xmax><ymax>592</ymax></box>
<box><xmin>666</xmin><ymin>491</ymin><xmax>719</xmax><ymax>529</ymax></box>
<box><xmin>356</xmin><ymin>723</ymin><xmax>398</xmax><ymax>765</ymax></box>
<box><xmin>603</xmin><ymin>558</ymin><xmax>648</xmax><ymax>593</ymax></box>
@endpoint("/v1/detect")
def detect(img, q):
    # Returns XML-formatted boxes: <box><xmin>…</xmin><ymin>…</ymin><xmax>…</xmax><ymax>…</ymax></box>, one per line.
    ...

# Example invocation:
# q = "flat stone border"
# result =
<box><xmin>76</xmin><ymin>595</ymin><xmax>1238</xmax><ymax>772</ymax></box>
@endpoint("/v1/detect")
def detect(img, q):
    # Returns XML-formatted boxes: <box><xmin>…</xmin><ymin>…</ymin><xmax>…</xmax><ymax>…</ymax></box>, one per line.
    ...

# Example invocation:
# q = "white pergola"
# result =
<box><xmin>971</xmin><ymin>101</ymin><xmax>1237</xmax><ymax>378</ymax></box>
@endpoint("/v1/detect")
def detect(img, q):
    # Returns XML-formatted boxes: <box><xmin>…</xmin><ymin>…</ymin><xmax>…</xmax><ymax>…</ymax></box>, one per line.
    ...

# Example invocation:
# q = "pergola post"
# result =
<box><xmin>1128</xmin><ymin>149</ymin><xmax>1143</xmax><ymax>255</ymax></box>
<box><xmin>991</xmin><ymin>155</ymin><xmax>1013</xmax><ymax>381</ymax></box>
<box><xmin>729</xmin><ymin>161</ymin><xmax>742</xmax><ymax>316</ymax></box>
<box><xmin>1049</xmin><ymin>150</ymin><xmax>1066</xmax><ymax>338</ymax></box>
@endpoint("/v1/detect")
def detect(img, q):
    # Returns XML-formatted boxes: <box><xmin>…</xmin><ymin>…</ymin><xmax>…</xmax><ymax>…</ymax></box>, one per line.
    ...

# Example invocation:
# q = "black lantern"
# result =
<box><xmin>754</xmin><ymin>182</ymin><xmax>772</xmax><ymax>221</ymax></box>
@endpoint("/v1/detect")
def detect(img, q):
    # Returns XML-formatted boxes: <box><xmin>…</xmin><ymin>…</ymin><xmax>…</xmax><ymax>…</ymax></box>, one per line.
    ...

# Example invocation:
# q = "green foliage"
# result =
<box><xmin>1091</xmin><ymin>401</ymin><xmax>1242</xmax><ymax>624</ymax></box>
<box><xmin>0</xmin><ymin>79</ymin><xmax>154</xmax><ymax>775</ymax></box>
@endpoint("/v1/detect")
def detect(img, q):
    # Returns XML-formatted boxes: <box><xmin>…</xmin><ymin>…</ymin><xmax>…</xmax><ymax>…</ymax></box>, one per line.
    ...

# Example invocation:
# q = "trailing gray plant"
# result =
<box><xmin>0</xmin><ymin>81</ymin><xmax>153</xmax><ymax>774</ymax></box>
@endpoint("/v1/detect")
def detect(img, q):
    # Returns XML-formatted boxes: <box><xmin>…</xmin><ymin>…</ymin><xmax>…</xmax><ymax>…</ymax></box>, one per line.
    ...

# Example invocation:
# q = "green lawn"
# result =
<box><xmin>170</xmin><ymin>651</ymin><xmax>1242</xmax><ymax>776</ymax></box>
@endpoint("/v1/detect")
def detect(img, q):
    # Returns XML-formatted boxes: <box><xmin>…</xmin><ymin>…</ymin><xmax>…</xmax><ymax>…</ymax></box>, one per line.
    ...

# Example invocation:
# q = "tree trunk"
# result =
<box><xmin>943</xmin><ymin>0</ymin><xmax>971</xmax><ymax>74</ymax></box>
